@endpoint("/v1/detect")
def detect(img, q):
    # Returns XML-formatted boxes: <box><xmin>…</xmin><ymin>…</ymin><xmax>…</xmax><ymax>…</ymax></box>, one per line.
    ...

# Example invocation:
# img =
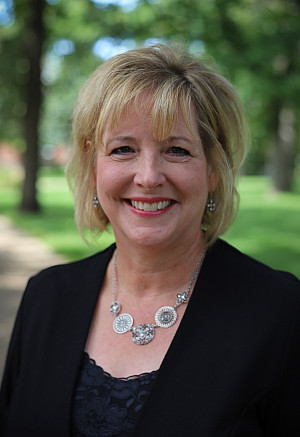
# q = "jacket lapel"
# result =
<box><xmin>133</xmin><ymin>242</ymin><xmax>223</xmax><ymax>436</ymax></box>
<box><xmin>60</xmin><ymin>244</ymin><xmax>116</xmax><ymax>435</ymax></box>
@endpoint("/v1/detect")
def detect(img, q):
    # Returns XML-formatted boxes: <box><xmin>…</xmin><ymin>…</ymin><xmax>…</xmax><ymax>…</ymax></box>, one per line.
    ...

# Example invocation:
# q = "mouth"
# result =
<box><xmin>129</xmin><ymin>199</ymin><xmax>172</xmax><ymax>212</ymax></box>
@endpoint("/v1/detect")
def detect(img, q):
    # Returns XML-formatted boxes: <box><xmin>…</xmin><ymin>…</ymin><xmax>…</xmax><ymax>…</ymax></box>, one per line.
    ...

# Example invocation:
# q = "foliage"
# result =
<box><xmin>0</xmin><ymin>0</ymin><xmax>299</xmax><ymax>187</ymax></box>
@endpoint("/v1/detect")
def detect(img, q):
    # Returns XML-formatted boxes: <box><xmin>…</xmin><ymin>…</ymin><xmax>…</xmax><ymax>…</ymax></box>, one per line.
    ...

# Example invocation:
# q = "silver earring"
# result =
<box><xmin>93</xmin><ymin>194</ymin><xmax>100</xmax><ymax>209</ymax></box>
<box><xmin>207</xmin><ymin>193</ymin><xmax>216</xmax><ymax>213</ymax></box>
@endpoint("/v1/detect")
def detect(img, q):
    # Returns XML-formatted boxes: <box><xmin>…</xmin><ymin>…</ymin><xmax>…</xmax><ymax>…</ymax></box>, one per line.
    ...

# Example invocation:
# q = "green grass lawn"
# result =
<box><xmin>0</xmin><ymin>167</ymin><xmax>114</xmax><ymax>261</ymax></box>
<box><xmin>0</xmin><ymin>167</ymin><xmax>299</xmax><ymax>277</ymax></box>
<box><xmin>224</xmin><ymin>177</ymin><xmax>300</xmax><ymax>277</ymax></box>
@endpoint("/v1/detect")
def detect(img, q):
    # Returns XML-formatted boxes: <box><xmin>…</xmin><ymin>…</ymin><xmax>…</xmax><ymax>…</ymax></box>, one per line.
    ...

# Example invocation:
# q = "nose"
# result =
<box><xmin>133</xmin><ymin>152</ymin><xmax>166</xmax><ymax>190</ymax></box>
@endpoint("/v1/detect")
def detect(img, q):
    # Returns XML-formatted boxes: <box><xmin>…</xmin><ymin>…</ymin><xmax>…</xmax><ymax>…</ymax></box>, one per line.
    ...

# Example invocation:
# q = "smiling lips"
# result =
<box><xmin>130</xmin><ymin>199</ymin><xmax>172</xmax><ymax>212</ymax></box>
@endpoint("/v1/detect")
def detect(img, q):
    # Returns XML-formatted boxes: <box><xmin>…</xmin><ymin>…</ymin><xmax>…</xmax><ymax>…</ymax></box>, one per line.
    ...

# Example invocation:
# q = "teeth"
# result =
<box><xmin>131</xmin><ymin>200</ymin><xmax>171</xmax><ymax>212</ymax></box>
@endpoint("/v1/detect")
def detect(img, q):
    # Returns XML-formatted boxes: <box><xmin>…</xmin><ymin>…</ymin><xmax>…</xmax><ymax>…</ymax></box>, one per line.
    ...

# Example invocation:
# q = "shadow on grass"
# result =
<box><xmin>0</xmin><ymin>190</ymin><xmax>115</xmax><ymax>261</ymax></box>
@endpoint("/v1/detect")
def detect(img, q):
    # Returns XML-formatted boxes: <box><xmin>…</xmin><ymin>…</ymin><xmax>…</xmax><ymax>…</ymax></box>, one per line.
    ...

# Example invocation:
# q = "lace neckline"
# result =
<box><xmin>72</xmin><ymin>351</ymin><xmax>158</xmax><ymax>436</ymax></box>
<box><xmin>83</xmin><ymin>352</ymin><xmax>158</xmax><ymax>381</ymax></box>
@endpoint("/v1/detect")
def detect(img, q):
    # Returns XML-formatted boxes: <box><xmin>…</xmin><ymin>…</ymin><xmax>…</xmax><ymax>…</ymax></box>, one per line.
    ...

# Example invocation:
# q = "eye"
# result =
<box><xmin>167</xmin><ymin>146</ymin><xmax>190</xmax><ymax>156</ymax></box>
<box><xmin>111</xmin><ymin>146</ymin><xmax>134</xmax><ymax>155</ymax></box>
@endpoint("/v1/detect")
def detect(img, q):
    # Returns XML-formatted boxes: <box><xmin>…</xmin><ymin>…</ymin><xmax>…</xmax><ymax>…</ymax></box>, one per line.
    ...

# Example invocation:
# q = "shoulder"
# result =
<box><xmin>21</xmin><ymin>243</ymin><xmax>116</xmax><ymax>308</ymax></box>
<box><xmin>209</xmin><ymin>239</ymin><xmax>299</xmax><ymax>290</ymax></box>
<box><xmin>204</xmin><ymin>239</ymin><xmax>300</xmax><ymax>319</ymax></box>
<box><xmin>30</xmin><ymin>243</ymin><xmax>115</xmax><ymax>281</ymax></box>
<box><xmin>202</xmin><ymin>241</ymin><xmax>300</xmax><ymax>381</ymax></box>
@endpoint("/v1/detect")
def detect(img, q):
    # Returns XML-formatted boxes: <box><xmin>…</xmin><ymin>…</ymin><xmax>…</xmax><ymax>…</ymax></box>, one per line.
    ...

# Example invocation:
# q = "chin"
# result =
<box><xmin>117</xmin><ymin>228</ymin><xmax>173</xmax><ymax>249</ymax></box>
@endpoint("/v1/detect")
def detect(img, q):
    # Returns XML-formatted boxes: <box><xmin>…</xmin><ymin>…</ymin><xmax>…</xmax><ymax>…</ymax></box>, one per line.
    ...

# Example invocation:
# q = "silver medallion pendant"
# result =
<box><xmin>155</xmin><ymin>306</ymin><xmax>177</xmax><ymax>328</ymax></box>
<box><xmin>113</xmin><ymin>313</ymin><xmax>133</xmax><ymax>334</ymax></box>
<box><xmin>131</xmin><ymin>324</ymin><xmax>155</xmax><ymax>345</ymax></box>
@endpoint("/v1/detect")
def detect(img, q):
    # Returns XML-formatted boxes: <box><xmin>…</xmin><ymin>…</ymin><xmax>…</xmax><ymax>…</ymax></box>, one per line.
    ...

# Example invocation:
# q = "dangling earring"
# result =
<box><xmin>207</xmin><ymin>193</ymin><xmax>216</xmax><ymax>213</ymax></box>
<box><xmin>93</xmin><ymin>194</ymin><xmax>100</xmax><ymax>209</ymax></box>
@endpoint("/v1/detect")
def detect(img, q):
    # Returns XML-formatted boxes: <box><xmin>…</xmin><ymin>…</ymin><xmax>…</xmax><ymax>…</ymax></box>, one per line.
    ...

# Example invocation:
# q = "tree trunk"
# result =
<box><xmin>270</xmin><ymin>106</ymin><xmax>296</xmax><ymax>192</ymax></box>
<box><xmin>20</xmin><ymin>0</ymin><xmax>45</xmax><ymax>211</ymax></box>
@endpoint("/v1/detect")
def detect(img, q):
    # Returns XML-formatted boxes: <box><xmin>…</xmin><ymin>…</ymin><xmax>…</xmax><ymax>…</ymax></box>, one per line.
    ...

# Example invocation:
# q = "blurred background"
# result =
<box><xmin>0</xmin><ymin>0</ymin><xmax>299</xmax><ymax>375</ymax></box>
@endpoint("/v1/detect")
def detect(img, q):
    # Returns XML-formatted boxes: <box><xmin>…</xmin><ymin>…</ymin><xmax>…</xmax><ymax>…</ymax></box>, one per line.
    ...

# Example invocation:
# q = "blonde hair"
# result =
<box><xmin>67</xmin><ymin>44</ymin><xmax>248</xmax><ymax>246</ymax></box>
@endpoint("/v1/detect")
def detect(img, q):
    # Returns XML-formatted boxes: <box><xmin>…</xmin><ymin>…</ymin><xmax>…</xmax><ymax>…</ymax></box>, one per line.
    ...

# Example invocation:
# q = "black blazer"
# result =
<box><xmin>1</xmin><ymin>240</ymin><xmax>300</xmax><ymax>436</ymax></box>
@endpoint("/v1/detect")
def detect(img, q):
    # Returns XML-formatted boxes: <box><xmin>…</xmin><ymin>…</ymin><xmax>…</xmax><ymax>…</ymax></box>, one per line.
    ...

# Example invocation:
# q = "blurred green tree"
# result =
<box><xmin>0</xmin><ymin>0</ymin><xmax>120</xmax><ymax>210</ymax></box>
<box><xmin>0</xmin><ymin>0</ymin><xmax>299</xmax><ymax>213</ymax></box>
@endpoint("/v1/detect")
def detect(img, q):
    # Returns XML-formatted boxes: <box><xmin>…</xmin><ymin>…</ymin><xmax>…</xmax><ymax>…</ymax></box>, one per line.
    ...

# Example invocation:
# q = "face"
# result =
<box><xmin>94</xmin><ymin>95</ymin><xmax>216</xmax><ymax>251</ymax></box>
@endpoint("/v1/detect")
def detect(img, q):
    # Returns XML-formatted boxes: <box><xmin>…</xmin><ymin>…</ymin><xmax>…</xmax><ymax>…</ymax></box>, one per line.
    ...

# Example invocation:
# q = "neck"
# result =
<box><xmin>113</xmin><ymin>234</ymin><xmax>206</xmax><ymax>299</ymax></box>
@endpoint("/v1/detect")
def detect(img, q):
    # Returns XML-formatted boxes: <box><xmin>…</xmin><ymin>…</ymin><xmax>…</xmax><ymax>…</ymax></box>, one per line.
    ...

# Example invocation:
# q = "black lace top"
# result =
<box><xmin>72</xmin><ymin>353</ymin><xmax>158</xmax><ymax>437</ymax></box>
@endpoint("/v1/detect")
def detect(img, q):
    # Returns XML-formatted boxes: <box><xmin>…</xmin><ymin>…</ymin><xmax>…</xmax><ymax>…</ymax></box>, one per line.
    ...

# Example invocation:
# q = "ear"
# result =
<box><xmin>85</xmin><ymin>140</ymin><xmax>91</xmax><ymax>151</ymax></box>
<box><xmin>85</xmin><ymin>140</ymin><xmax>96</xmax><ymax>187</ymax></box>
<box><xmin>208</xmin><ymin>165</ymin><xmax>217</xmax><ymax>193</ymax></box>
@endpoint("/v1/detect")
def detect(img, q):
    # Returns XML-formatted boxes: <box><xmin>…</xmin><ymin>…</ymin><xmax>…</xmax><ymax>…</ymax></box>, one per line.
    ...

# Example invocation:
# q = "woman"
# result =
<box><xmin>1</xmin><ymin>44</ymin><xmax>299</xmax><ymax>437</ymax></box>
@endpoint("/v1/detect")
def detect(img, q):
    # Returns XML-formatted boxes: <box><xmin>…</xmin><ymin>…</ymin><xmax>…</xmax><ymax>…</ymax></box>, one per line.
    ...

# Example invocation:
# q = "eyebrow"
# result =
<box><xmin>165</xmin><ymin>135</ymin><xmax>195</xmax><ymax>145</ymax></box>
<box><xmin>105</xmin><ymin>135</ymin><xmax>195</xmax><ymax>147</ymax></box>
<box><xmin>105</xmin><ymin>136</ymin><xmax>138</xmax><ymax>147</ymax></box>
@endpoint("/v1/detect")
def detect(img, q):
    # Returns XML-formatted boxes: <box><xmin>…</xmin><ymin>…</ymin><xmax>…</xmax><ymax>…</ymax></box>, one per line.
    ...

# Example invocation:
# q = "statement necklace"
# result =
<box><xmin>109</xmin><ymin>249</ymin><xmax>206</xmax><ymax>345</ymax></box>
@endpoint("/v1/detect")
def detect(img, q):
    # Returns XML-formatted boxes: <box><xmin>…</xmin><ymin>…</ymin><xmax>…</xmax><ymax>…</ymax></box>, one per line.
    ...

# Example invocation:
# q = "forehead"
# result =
<box><xmin>101</xmin><ymin>91</ymin><xmax>199</xmax><ymax>143</ymax></box>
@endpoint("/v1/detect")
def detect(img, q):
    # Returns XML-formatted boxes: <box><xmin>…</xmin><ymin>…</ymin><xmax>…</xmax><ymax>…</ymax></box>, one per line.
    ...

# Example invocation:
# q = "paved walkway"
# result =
<box><xmin>0</xmin><ymin>215</ymin><xmax>65</xmax><ymax>379</ymax></box>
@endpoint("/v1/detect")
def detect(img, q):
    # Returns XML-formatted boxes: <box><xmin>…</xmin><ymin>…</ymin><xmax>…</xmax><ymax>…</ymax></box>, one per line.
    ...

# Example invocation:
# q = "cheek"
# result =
<box><xmin>188</xmin><ymin>175</ymin><xmax>210</xmax><ymax>213</ymax></box>
<box><xmin>95</xmin><ymin>160</ymin><xmax>131</xmax><ymax>199</ymax></box>
<box><xmin>180</xmin><ymin>163</ymin><xmax>210</xmax><ymax>193</ymax></box>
